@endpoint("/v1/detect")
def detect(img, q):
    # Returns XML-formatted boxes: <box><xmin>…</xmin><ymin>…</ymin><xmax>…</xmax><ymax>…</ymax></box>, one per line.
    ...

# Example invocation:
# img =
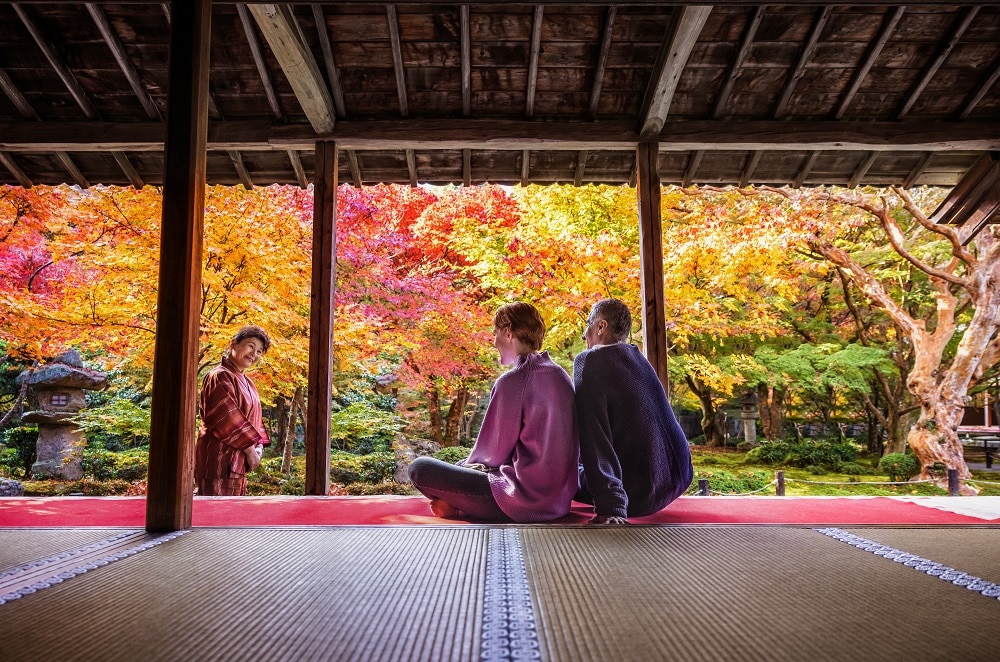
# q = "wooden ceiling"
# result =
<box><xmin>0</xmin><ymin>1</ymin><xmax>998</xmax><ymax>189</ymax></box>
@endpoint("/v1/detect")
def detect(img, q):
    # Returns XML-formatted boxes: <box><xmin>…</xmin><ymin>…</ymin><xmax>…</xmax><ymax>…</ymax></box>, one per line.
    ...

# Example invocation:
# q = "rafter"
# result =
<box><xmin>739</xmin><ymin>150</ymin><xmax>762</xmax><ymax>188</ymax></box>
<box><xmin>639</xmin><ymin>5</ymin><xmax>713</xmax><ymax>138</ymax></box>
<box><xmin>228</xmin><ymin>150</ymin><xmax>254</xmax><ymax>189</ymax></box>
<box><xmin>575</xmin><ymin>150</ymin><xmax>588</xmax><ymax>186</ymax></box>
<box><xmin>463</xmin><ymin>148</ymin><xmax>471</xmax><ymax>185</ymax></box>
<box><xmin>0</xmin><ymin>151</ymin><xmax>32</xmax><ymax>188</ymax></box>
<box><xmin>712</xmin><ymin>5</ymin><xmax>763</xmax><ymax>119</ymax></box>
<box><xmin>112</xmin><ymin>151</ymin><xmax>144</xmax><ymax>188</ymax></box>
<box><xmin>681</xmin><ymin>150</ymin><xmax>703</xmax><ymax>187</ymax></box>
<box><xmin>87</xmin><ymin>3</ymin><xmax>161</xmax><ymax>120</ymax></box>
<box><xmin>773</xmin><ymin>6</ymin><xmax>831</xmax><ymax>119</ymax></box>
<box><xmin>346</xmin><ymin>149</ymin><xmax>362</xmax><ymax>187</ymax></box>
<box><xmin>247</xmin><ymin>3</ymin><xmax>337</xmax><ymax>133</ymax></box>
<box><xmin>386</xmin><ymin>4</ymin><xmax>409</xmax><ymax>117</ymax></box>
<box><xmin>932</xmin><ymin>152</ymin><xmax>1000</xmax><ymax>244</ymax></box>
<box><xmin>311</xmin><ymin>4</ymin><xmax>346</xmax><ymax>117</ymax></box>
<box><xmin>520</xmin><ymin>149</ymin><xmax>530</xmax><ymax>185</ymax></box>
<box><xmin>238</xmin><ymin>3</ymin><xmax>283</xmax><ymax>120</ymax></box>
<box><xmin>898</xmin><ymin>6</ymin><xmax>979</xmax><ymax>119</ymax></box>
<box><xmin>834</xmin><ymin>5</ymin><xmax>904</xmax><ymax>120</ymax></box>
<box><xmin>54</xmin><ymin>151</ymin><xmax>89</xmax><ymax>188</ymax></box>
<box><xmin>588</xmin><ymin>6</ymin><xmax>617</xmax><ymax>120</ymax></box>
<box><xmin>903</xmin><ymin>152</ymin><xmax>934</xmax><ymax>189</ymax></box>
<box><xmin>794</xmin><ymin>152</ymin><xmax>821</xmax><ymax>188</ymax></box>
<box><xmin>525</xmin><ymin>6</ymin><xmax>544</xmax><ymax>118</ymax></box>
<box><xmin>287</xmin><ymin>149</ymin><xmax>308</xmax><ymax>188</ymax></box>
<box><xmin>406</xmin><ymin>148</ymin><xmax>418</xmax><ymax>185</ymax></box>
<box><xmin>848</xmin><ymin>151</ymin><xmax>878</xmax><ymax>189</ymax></box>
<box><xmin>0</xmin><ymin>67</ymin><xmax>38</xmax><ymax>119</ymax></box>
<box><xmin>461</xmin><ymin>4</ymin><xmax>472</xmax><ymax>116</ymax></box>
<box><xmin>959</xmin><ymin>56</ymin><xmax>1000</xmax><ymax>120</ymax></box>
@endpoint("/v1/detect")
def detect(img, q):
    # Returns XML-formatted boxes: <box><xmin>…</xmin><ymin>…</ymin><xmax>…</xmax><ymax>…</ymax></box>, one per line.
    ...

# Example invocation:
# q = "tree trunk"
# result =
<box><xmin>427</xmin><ymin>387</ymin><xmax>443</xmax><ymax>445</ymax></box>
<box><xmin>281</xmin><ymin>385</ymin><xmax>304</xmax><ymax>473</ymax></box>
<box><xmin>273</xmin><ymin>395</ymin><xmax>289</xmax><ymax>455</ymax></box>
<box><xmin>686</xmin><ymin>374</ymin><xmax>725</xmax><ymax>447</ymax></box>
<box><xmin>442</xmin><ymin>388</ymin><xmax>469</xmax><ymax>448</ymax></box>
<box><xmin>757</xmin><ymin>383</ymin><xmax>785</xmax><ymax>441</ymax></box>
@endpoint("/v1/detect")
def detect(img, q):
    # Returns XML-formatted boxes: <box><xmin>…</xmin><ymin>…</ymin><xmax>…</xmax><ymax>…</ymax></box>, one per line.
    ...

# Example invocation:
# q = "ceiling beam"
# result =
<box><xmin>773</xmin><ymin>6</ymin><xmax>831</xmax><ymax>119</ymax></box>
<box><xmin>462</xmin><ymin>148</ymin><xmax>471</xmax><ymax>185</ymax></box>
<box><xmin>227</xmin><ymin>150</ymin><xmax>254</xmax><ymax>188</ymax></box>
<box><xmin>311</xmin><ymin>4</ymin><xmax>346</xmax><ymax>117</ymax></box>
<box><xmin>525</xmin><ymin>5</ymin><xmax>544</xmax><ymax>118</ymax></box>
<box><xmin>834</xmin><ymin>5</ymin><xmax>904</xmax><ymax>120</ymax></box>
<box><xmin>903</xmin><ymin>152</ymin><xmax>934</xmax><ymax>188</ymax></box>
<box><xmin>681</xmin><ymin>149</ymin><xmax>703</xmax><ymax>187</ymax></box>
<box><xmin>0</xmin><ymin>151</ymin><xmax>33</xmax><ymax>188</ymax></box>
<box><xmin>406</xmin><ymin>148</ymin><xmax>418</xmax><ymax>185</ymax></box>
<box><xmin>739</xmin><ymin>150</ymin><xmax>761</xmax><ymax>188</ymax></box>
<box><xmin>54</xmin><ymin>151</ymin><xmax>89</xmax><ymax>188</ymax></box>
<box><xmin>794</xmin><ymin>152</ymin><xmax>821</xmax><ymax>188</ymax></box>
<box><xmin>932</xmin><ymin>152</ymin><xmax>1000</xmax><ymax>246</ymax></box>
<box><xmin>386</xmin><ymin>4</ymin><xmax>409</xmax><ymax>117</ymax></box>
<box><xmin>712</xmin><ymin>5</ymin><xmax>763</xmax><ymax>119</ymax></box>
<box><xmin>521</xmin><ymin>149</ymin><xmax>530</xmax><ymax>186</ymax></box>
<box><xmin>238</xmin><ymin>3</ymin><xmax>284</xmax><ymax>120</ymax></box>
<box><xmin>287</xmin><ymin>149</ymin><xmax>308</xmax><ymax>188</ymax></box>
<box><xmin>587</xmin><ymin>6</ymin><xmax>617</xmax><ymax>120</ymax></box>
<box><xmin>87</xmin><ymin>3</ymin><xmax>161</xmax><ymax>120</ymax></box>
<box><xmin>247</xmin><ymin>3</ymin><xmax>336</xmax><ymax>133</ymax></box>
<box><xmin>848</xmin><ymin>151</ymin><xmax>878</xmax><ymax>189</ymax></box>
<box><xmin>638</xmin><ymin>5</ymin><xmax>713</xmax><ymax>138</ymax></box>
<box><xmin>461</xmin><ymin>4</ymin><xmax>471</xmax><ymax>116</ymax></box>
<box><xmin>898</xmin><ymin>6</ymin><xmax>979</xmax><ymax>119</ymax></box>
<box><xmin>574</xmin><ymin>150</ymin><xmax>588</xmax><ymax>186</ymax></box>
<box><xmin>112</xmin><ymin>151</ymin><xmax>145</xmax><ymax>188</ymax></box>
<box><xmin>346</xmin><ymin>149</ymin><xmax>362</xmax><ymax>187</ymax></box>
<box><xmin>960</xmin><ymin>56</ymin><xmax>1000</xmax><ymax>120</ymax></box>
<box><xmin>2</xmin><ymin>119</ymin><xmax>998</xmax><ymax>152</ymax></box>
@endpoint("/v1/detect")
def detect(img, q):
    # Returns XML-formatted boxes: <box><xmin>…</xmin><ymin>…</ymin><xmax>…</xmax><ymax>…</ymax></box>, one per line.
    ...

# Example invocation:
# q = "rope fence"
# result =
<box><xmin>696</xmin><ymin>469</ymin><xmax>996</xmax><ymax>497</ymax></box>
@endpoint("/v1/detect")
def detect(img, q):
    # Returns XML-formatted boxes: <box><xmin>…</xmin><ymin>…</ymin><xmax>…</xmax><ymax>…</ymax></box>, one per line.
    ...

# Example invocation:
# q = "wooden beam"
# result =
<box><xmin>306</xmin><ymin>140</ymin><xmax>337</xmax><ymax>496</ymax></box>
<box><xmin>14</xmin><ymin>4</ymin><xmax>98</xmax><ymax>119</ymax></box>
<box><xmin>55</xmin><ymin>151</ymin><xmax>89</xmax><ymax>188</ymax></box>
<box><xmin>639</xmin><ymin>6</ymin><xmax>713</xmax><ymax>138</ymax></box>
<box><xmin>712</xmin><ymin>6</ymin><xmax>763</xmax><ymax>119</ymax></box>
<box><xmin>3</xmin><ymin>119</ymin><xmax>1000</xmax><ymax>153</ymax></box>
<box><xmin>311</xmin><ymin>3</ymin><xmax>346</xmax><ymax>117</ymax></box>
<box><xmin>386</xmin><ymin>4</ymin><xmax>409</xmax><ymax>117</ymax></box>
<box><xmin>87</xmin><ymin>3</ymin><xmax>161</xmax><ymax>120</ymax></box>
<box><xmin>248</xmin><ymin>3</ymin><xmax>336</xmax><ymax>133</ymax></box>
<box><xmin>772</xmin><ymin>7</ymin><xmax>831</xmax><ymax>119</ymax></box>
<box><xmin>793</xmin><ymin>152</ymin><xmax>821</xmax><ymax>188</ymax></box>
<box><xmin>406</xmin><ymin>148</ymin><xmax>418</xmax><ymax>185</ymax></box>
<box><xmin>287</xmin><ymin>148</ymin><xmax>308</xmax><ymax>188</ymax></box>
<box><xmin>681</xmin><ymin>149</ymin><xmax>703</xmax><ymax>187</ymax></box>
<box><xmin>932</xmin><ymin>153</ymin><xmax>1000</xmax><ymax>226</ymax></box>
<box><xmin>636</xmin><ymin>142</ymin><xmax>668</xmax><ymax>392</ymax></box>
<box><xmin>0</xmin><ymin>151</ymin><xmax>33</xmax><ymax>187</ymax></box>
<box><xmin>237</xmin><ymin>3</ymin><xmax>283</xmax><ymax>120</ymax></box>
<box><xmin>903</xmin><ymin>152</ymin><xmax>934</xmax><ymax>189</ymax></box>
<box><xmin>520</xmin><ymin>149</ymin><xmax>530</xmax><ymax>186</ymax></box>
<box><xmin>112</xmin><ymin>151</ymin><xmax>145</xmax><ymax>188</ymax></box>
<box><xmin>145</xmin><ymin>0</ymin><xmax>211</xmax><ymax>533</ymax></box>
<box><xmin>739</xmin><ymin>150</ymin><xmax>761</xmax><ymax>188</ymax></box>
<box><xmin>574</xmin><ymin>150</ymin><xmax>588</xmax><ymax>186</ymax></box>
<box><xmin>0</xmin><ymin>68</ymin><xmax>37</xmax><ymax>119</ymax></box>
<box><xmin>588</xmin><ymin>6</ymin><xmax>617</xmax><ymax>120</ymax></box>
<box><xmin>960</xmin><ymin>58</ymin><xmax>1000</xmax><ymax>120</ymax></box>
<box><xmin>160</xmin><ymin>3</ymin><xmax>223</xmax><ymax>120</ymax></box>
<box><xmin>227</xmin><ymin>149</ymin><xmax>254</xmax><ymax>188</ymax></box>
<box><xmin>346</xmin><ymin>148</ymin><xmax>362</xmax><ymax>187</ymax></box>
<box><xmin>898</xmin><ymin>6</ymin><xmax>979</xmax><ymax>119</ymax></box>
<box><xmin>848</xmin><ymin>151</ymin><xmax>878</xmax><ymax>189</ymax></box>
<box><xmin>525</xmin><ymin>5</ymin><xmax>544</xmax><ymax>118</ymax></box>
<box><xmin>462</xmin><ymin>148</ymin><xmax>471</xmax><ymax>186</ymax></box>
<box><xmin>461</xmin><ymin>4</ymin><xmax>471</xmax><ymax>116</ymax></box>
<box><xmin>834</xmin><ymin>5</ymin><xmax>904</xmax><ymax>120</ymax></box>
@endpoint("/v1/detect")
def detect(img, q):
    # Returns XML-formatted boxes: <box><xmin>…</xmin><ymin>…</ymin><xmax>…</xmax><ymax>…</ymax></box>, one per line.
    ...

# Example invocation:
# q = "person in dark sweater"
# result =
<box><xmin>573</xmin><ymin>298</ymin><xmax>693</xmax><ymax>524</ymax></box>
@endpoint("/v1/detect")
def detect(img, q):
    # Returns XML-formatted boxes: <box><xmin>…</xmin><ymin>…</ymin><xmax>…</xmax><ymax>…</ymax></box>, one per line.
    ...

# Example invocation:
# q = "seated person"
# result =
<box><xmin>408</xmin><ymin>302</ymin><xmax>579</xmax><ymax>522</ymax></box>
<box><xmin>574</xmin><ymin>298</ymin><xmax>693</xmax><ymax>523</ymax></box>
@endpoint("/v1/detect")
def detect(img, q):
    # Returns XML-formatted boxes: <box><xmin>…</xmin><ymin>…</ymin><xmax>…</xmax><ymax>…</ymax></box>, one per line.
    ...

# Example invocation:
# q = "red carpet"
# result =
<box><xmin>1</xmin><ymin>495</ymin><xmax>998</xmax><ymax>527</ymax></box>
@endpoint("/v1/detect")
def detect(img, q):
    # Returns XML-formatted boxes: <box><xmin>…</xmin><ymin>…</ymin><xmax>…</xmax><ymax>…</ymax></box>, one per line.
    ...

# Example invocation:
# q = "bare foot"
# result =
<box><xmin>429</xmin><ymin>499</ymin><xmax>462</xmax><ymax>519</ymax></box>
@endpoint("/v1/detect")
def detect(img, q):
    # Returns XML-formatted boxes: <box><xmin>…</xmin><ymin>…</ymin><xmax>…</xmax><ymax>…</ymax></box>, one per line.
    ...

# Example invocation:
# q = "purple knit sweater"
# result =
<box><xmin>466</xmin><ymin>351</ymin><xmax>580</xmax><ymax>522</ymax></box>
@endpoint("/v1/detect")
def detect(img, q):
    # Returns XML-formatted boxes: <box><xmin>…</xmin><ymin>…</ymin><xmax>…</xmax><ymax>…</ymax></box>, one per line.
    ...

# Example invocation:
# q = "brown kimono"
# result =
<box><xmin>194</xmin><ymin>356</ymin><xmax>269</xmax><ymax>496</ymax></box>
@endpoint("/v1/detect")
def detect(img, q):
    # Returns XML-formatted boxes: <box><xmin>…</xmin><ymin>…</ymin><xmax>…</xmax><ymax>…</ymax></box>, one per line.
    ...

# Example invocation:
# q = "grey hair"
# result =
<box><xmin>591</xmin><ymin>299</ymin><xmax>632</xmax><ymax>342</ymax></box>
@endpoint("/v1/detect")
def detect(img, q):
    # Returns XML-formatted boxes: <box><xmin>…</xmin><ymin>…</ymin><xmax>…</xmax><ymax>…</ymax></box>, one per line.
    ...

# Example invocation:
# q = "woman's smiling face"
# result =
<box><xmin>229</xmin><ymin>337</ymin><xmax>265</xmax><ymax>372</ymax></box>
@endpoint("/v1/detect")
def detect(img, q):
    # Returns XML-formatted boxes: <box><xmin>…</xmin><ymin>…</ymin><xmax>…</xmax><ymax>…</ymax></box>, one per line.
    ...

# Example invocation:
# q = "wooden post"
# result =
<box><xmin>947</xmin><ymin>468</ymin><xmax>959</xmax><ymax>496</ymax></box>
<box><xmin>635</xmin><ymin>142</ymin><xmax>668</xmax><ymax>392</ymax></box>
<box><xmin>776</xmin><ymin>470</ymin><xmax>785</xmax><ymax>496</ymax></box>
<box><xmin>145</xmin><ymin>0</ymin><xmax>211</xmax><ymax>532</ymax></box>
<box><xmin>305</xmin><ymin>141</ymin><xmax>337</xmax><ymax>495</ymax></box>
<box><xmin>698</xmin><ymin>478</ymin><xmax>709</xmax><ymax>496</ymax></box>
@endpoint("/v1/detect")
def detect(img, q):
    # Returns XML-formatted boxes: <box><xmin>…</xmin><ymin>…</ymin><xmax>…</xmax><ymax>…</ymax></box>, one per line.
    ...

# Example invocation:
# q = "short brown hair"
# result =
<box><xmin>494</xmin><ymin>302</ymin><xmax>545</xmax><ymax>351</ymax></box>
<box><xmin>233</xmin><ymin>325</ymin><xmax>271</xmax><ymax>353</ymax></box>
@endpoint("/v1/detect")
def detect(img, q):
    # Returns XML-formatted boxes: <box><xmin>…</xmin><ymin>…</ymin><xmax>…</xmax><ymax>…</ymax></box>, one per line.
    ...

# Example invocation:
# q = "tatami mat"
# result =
<box><xmin>0</xmin><ymin>528</ymin><xmax>134</xmax><ymax>573</ymax></box>
<box><xmin>1</xmin><ymin>526</ymin><xmax>998</xmax><ymax>661</ymax></box>
<box><xmin>842</xmin><ymin>527</ymin><xmax>1000</xmax><ymax>585</ymax></box>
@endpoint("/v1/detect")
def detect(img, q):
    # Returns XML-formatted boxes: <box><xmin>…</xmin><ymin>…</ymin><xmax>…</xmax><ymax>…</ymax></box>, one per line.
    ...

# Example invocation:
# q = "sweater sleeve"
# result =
<box><xmin>466</xmin><ymin>377</ymin><xmax>524</xmax><ymax>469</ymax></box>
<box><xmin>200</xmin><ymin>371</ymin><xmax>267</xmax><ymax>451</ymax></box>
<box><xmin>574</xmin><ymin>351</ymin><xmax>628</xmax><ymax>518</ymax></box>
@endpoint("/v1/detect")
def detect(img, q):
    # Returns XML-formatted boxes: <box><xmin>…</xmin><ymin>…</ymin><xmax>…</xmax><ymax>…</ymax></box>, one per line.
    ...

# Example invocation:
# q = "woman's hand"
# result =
<box><xmin>243</xmin><ymin>444</ymin><xmax>263</xmax><ymax>471</ymax></box>
<box><xmin>588</xmin><ymin>515</ymin><xmax>629</xmax><ymax>525</ymax></box>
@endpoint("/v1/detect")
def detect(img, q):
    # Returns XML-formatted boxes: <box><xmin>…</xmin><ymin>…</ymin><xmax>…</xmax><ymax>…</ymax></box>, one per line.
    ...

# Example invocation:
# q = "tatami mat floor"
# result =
<box><xmin>1</xmin><ymin>525</ymin><xmax>999</xmax><ymax>661</ymax></box>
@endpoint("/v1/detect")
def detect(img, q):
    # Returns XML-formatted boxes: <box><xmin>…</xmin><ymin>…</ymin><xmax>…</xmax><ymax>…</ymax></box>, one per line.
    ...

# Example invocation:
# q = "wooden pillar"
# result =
<box><xmin>145</xmin><ymin>0</ymin><xmax>211</xmax><ymax>532</ymax></box>
<box><xmin>636</xmin><ymin>142</ymin><xmax>669</xmax><ymax>392</ymax></box>
<box><xmin>305</xmin><ymin>141</ymin><xmax>337</xmax><ymax>495</ymax></box>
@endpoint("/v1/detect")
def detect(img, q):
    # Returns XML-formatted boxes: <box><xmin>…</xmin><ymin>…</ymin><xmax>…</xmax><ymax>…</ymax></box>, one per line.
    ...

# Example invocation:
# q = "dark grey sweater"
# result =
<box><xmin>573</xmin><ymin>343</ymin><xmax>693</xmax><ymax>518</ymax></box>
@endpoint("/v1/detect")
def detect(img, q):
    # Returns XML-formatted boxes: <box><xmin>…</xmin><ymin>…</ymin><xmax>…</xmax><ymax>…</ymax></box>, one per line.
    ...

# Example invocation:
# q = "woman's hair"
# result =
<box><xmin>494</xmin><ymin>302</ymin><xmax>545</xmax><ymax>351</ymax></box>
<box><xmin>232</xmin><ymin>325</ymin><xmax>272</xmax><ymax>354</ymax></box>
<box><xmin>591</xmin><ymin>299</ymin><xmax>632</xmax><ymax>342</ymax></box>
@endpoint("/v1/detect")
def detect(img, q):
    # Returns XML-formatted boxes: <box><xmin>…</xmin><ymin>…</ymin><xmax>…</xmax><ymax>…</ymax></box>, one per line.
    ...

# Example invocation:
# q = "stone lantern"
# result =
<box><xmin>738</xmin><ymin>391</ymin><xmax>760</xmax><ymax>445</ymax></box>
<box><xmin>16</xmin><ymin>349</ymin><xmax>107</xmax><ymax>480</ymax></box>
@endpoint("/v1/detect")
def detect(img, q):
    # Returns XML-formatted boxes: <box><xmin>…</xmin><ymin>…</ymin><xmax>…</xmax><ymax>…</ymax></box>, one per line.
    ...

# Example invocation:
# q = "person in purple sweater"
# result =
<box><xmin>408</xmin><ymin>302</ymin><xmax>580</xmax><ymax>522</ymax></box>
<box><xmin>574</xmin><ymin>298</ymin><xmax>693</xmax><ymax>524</ymax></box>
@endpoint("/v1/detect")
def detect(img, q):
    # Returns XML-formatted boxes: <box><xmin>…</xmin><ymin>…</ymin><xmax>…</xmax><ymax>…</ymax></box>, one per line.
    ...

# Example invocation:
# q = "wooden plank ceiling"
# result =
<box><xmin>0</xmin><ymin>1</ymin><xmax>998</xmax><ymax>190</ymax></box>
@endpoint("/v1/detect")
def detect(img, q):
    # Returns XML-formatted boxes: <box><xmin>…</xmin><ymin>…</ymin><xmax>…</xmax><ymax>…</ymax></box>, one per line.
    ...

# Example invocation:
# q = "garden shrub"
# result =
<box><xmin>744</xmin><ymin>438</ymin><xmax>857</xmax><ymax>471</ymax></box>
<box><xmin>432</xmin><ymin>446</ymin><xmax>471</xmax><ymax>464</ymax></box>
<box><xmin>330</xmin><ymin>402</ymin><xmax>403</xmax><ymax>454</ymax></box>
<box><xmin>689</xmin><ymin>470</ymin><xmax>771</xmax><ymax>495</ymax></box>
<box><xmin>0</xmin><ymin>426</ymin><xmax>38</xmax><ymax>479</ymax></box>
<box><xmin>82</xmin><ymin>447</ymin><xmax>148</xmax><ymax>482</ymax></box>
<box><xmin>329</xmin><ymin>451</ymin><xmax>396</xmax><ymax>484</ymax></box>
<box><xmin>837</xmin><ymin>461</ymin><xmax>873</xmax><ymax>476</ymax></box>
<box><xmin>878</xmin><ymin>452</ymin><xmax>921</xmax><ymax>482</ymax></box>
<box><xmin>344</xmin><ymin>481</ymin><xmax>414</xmax><ymax>496</ymax></box>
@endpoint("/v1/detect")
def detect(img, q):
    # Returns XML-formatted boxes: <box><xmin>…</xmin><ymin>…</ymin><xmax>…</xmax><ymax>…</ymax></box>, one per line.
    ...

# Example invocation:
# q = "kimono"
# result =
<box><xmin>194</xmin><ymin>356</ymin><xmax>269</xmax><ymax>496</ymax></box>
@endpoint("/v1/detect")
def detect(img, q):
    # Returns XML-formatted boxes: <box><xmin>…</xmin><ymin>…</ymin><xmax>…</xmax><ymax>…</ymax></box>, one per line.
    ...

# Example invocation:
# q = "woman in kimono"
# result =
<box><xmin>194</xmin><ymin>325</ymin><xmax>271</xmax><ymax>496</ymax></box>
